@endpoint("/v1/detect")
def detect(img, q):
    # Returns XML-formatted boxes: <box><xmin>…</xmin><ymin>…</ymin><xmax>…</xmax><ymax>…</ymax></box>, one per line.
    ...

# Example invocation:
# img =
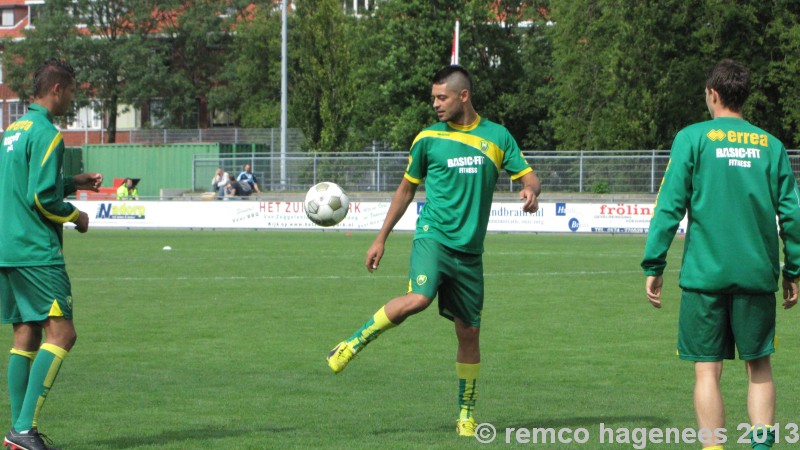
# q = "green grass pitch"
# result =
<box><xmin>1</xmin><ymin>230</ymin><xmax>798</xmax><ymax>449</ymax></box>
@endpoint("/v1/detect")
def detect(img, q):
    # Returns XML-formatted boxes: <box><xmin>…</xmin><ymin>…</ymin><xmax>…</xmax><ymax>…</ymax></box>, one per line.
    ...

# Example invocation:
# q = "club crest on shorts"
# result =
<box><xmin>416</xmin><ymin>274</ymin><xmax>428</xmax><ymax>286</ymax></box>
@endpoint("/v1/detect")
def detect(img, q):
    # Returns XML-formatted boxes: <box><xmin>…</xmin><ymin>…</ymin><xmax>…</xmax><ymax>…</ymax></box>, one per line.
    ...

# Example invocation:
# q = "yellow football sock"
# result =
<box><xmin>346</xmin><ymin>306</ymin><xmax>397</xmax><ymax>351</ymax></box>
<box><xmin>457</xmin><ymin>362</ymin><xmax>480</xmax><ymax>421</ymax></box>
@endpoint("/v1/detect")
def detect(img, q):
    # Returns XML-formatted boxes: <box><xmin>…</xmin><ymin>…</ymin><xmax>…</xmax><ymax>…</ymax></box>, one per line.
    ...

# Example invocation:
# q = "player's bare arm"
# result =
<box><xmin>782</xmin><ymin>277</ymin><xmax>798</xmax><ymax>309</ymax></box>
<box><xmin>73</xmin><ymin>211</ymin><xmax>89</xmax><ymax>233</ymax></box>
<box><xmin>518</xmin><ymin>171</ymin><xmax>540</xmax><ymax>214</ymax></box>
<box><xmin>365</xmin><ymin>177</ymin><xmax>418</xmax><ymax>273</ymax></box>
<box><xmin>73</xmin><ymin>173</ymin><xmax>103</xmax><ymax>191</ymax></box>
<box><xmin>646</xmin><ymin>275</ymin><xmax>663</xmax><ymax>308</ymax></box>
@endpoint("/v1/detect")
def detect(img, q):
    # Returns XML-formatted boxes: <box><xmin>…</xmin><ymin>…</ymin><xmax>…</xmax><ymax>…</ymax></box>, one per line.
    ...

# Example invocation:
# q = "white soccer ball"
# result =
<box><xmin>304</xmin><ymin>182</ymin><xmax>350</xmax><ymax>227</ymax></box>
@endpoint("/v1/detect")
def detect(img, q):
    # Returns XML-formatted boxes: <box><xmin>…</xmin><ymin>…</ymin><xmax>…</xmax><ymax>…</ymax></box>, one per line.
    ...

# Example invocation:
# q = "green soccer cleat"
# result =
<box><xmin>456</xmin><ymin>418</ymin><xmax>477</xmax><ymax>437</ymax></box>
<box><xmin>327</xmin><ymin>341</ymin><xmax>357</xmax><ymax>374</ymax></box>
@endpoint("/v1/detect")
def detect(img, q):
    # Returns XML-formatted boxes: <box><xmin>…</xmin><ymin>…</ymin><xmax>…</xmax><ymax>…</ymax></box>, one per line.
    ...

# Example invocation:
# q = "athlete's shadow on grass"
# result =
<box><xmin>88</xmin><ymin>425</ymin><xmax>298</xmax><ymax>449</ymax></box>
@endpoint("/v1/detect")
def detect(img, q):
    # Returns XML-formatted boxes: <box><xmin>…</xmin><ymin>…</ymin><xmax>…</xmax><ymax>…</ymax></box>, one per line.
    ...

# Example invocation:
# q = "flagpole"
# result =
<box><xmin>451</xmin><ymin>19</ymin><xmax>460</xmax><ymax>65</ymax></box>
<box><xmin>280</xmin><ymin>0</ymin><xmax>288</xmax><ymax>188</ymax></box>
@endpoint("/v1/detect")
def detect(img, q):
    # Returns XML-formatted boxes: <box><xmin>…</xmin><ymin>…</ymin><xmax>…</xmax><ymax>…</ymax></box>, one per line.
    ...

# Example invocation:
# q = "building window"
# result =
<box><xmin>8</xmin><ymin>101</ymin><xmax>26</xmax><ymax>124</ymax></box>
<box><xmin>148</xmin><ymin>98</ymin><xmax>167</xmax><ymax>128</ymax></box>
<box><xmin>69</xmin><ymin>105</ymin><xmax>102</xmax><ymax>129</ymax></box>
<box><xmin>27</xmin><ymin>2</ymin><xmax>43</xmax><ymax>28</ymax></box>
<box><xmin>1</xmin><ymin>9</ymin><xmax>14</xmax><ymax>27</ymax></box>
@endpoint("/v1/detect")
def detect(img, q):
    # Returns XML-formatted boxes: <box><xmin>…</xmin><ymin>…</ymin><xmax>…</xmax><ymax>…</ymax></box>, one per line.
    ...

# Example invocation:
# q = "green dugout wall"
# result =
<box><xmin>81</xmin><ymin>143</ymin><xmax>224</xmax><ymax>198</ymax></box>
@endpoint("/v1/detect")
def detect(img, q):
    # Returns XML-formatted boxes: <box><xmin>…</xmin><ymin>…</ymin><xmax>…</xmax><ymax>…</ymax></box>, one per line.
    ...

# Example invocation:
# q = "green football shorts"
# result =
<box><xmin>0</xmin><ymin>266</ymin><xmax>74</xmax><ymax>324</ymax></box>
<box><xmin>408</xmin><ymin>238</ymin><xmax>484</xmax><ymax>327</ymax></box>
<box><xmin>678</xmin><ymin>290</ymin><xmax>776</xmax><ymax>361</ymax></box>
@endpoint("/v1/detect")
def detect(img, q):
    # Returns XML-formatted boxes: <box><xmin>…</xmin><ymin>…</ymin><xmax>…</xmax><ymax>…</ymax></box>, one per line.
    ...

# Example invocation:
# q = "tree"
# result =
<box><xmin>74</xmin><ymin>0</ymin><xmax>166</xmax><ymax>142</ymax></box>
<box><xmin>346</xmin><ymin>0</ymin><xmax>462</xmax><ymax>151</ymax></box>
<box><xmin>208</xmin><ymin>3</ymin><xmax>282</xmax><ymax>128</ymax></box>
<box><xmin>547</xmin><ymin>1</ymin><xmax>710</xmax><ymax>150</ymax></box>
<box><xmin>1</xmin><ymin>0</ymin><xmax>82</xmax><ymax>112</ymax></box>
<box><xmin>764</xmin><ymin>1</ymin><xmax>800</xmax><ymax>147</ymax></box>
<box><xmin>143</xmin><ymin>0</ymin><xmax>249</xmax><ymax>128</ymax></box>
<box><xmin>2</xmin><ymin>0</ymin><xmax>171</xmax><ymax>143</ymax></box>
<box><xmin>290</xmin><ymin>0</ymin><xmax>357</xmax><ymax>152</ymax></box>
<box><xmin>461</xmin><ymin>0</ymin><xmax>554</xmax><ymax>150</ymax></box>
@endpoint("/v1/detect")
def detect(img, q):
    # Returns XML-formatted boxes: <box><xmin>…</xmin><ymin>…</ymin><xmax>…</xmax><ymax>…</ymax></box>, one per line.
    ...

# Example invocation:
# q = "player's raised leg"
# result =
<box><xmin>326</xmin><ymin>293</ymin><xmax>430</xmax><ymax>374</ymax></box>
<box><xmin>454</xmin><ymin>317</ymin><xmax>480</xmax><ymax>437</ymax></box>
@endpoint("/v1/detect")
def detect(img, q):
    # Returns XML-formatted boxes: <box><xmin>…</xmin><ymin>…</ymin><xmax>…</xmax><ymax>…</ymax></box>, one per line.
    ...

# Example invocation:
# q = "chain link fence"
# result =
<box><xmin>193</xmin><ymin>150</ymin><xmax>720</xmax><ymax>194</ymax></box>
<box><xmin>116</xmin><ymin>127</ymin><xmax>306</xmax><ymax>150</ymax></box>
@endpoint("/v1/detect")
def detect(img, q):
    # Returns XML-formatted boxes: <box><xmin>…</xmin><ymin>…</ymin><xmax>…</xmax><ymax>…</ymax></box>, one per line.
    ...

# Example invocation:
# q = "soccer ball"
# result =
<box><xmin>304</xmin><ymin>182</ymin><xmax>350</xmax><ymax>227</ymax></box>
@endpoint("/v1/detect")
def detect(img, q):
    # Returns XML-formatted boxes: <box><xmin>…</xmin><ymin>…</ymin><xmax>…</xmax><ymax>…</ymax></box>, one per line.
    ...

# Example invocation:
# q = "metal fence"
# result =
<box><xmin>116</xmin><ymin>127</ymin><xmax>306</xmax><ymax>150</ymax></box>
<box><xmin>194</xmin><ymin>149</ymin><xmax>800</xmax><ymax>195</ymax></box>
<box><xmin>193</xmin><ymin>150</ymin><xmax>677</xmax><ymax>194</ymax></box>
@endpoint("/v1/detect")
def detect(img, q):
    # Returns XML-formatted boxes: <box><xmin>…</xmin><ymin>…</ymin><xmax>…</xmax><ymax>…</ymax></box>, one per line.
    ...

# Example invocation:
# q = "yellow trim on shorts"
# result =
<box><xmin>48</xmin><ymin>300</ymin><xmax>64</xmax><ymax>317</ymax></box>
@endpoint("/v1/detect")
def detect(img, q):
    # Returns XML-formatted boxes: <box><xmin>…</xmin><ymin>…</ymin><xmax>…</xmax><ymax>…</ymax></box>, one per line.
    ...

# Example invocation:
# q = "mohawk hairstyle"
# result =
<box><xmin>33</xmin><ymin>58</ymin><xmax>76</xmax><ymax>99</ymax></box>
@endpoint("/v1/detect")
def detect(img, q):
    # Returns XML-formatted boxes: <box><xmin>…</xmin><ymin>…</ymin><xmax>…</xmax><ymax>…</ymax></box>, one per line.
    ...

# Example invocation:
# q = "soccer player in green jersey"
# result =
<box><xmin>0</xmin><ymin>59</ymin><xmax>102</xmax><ymax>450</ymax></box>
<box><xmin>326</xmin><ymin>65</ymin><xmax>541</xmax><ymax>437</ymax></box>
<box><xmin>642</xmin><ymin>59</ymin><xmax>800</xmax><ymax>450</ymax></box>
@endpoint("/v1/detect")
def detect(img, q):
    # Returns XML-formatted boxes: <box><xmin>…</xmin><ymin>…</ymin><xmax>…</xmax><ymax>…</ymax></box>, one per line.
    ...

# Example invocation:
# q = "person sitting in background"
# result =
<box><xmin>224</xmin><ymin>174</ymin><xmax>243</xmax><ymax>200</ymax></box>
<box><xmin>211</xmin><ymin>168</ymin><xmax>228</xmax><ymax>199</ymax></box>
<box><xmin>116</xmin><ymin>178</ymin><xmax>138</xmax><ymax>200</ymax></box>
<box><xmin>237</xmin><ymin>164</ymin><xmax>260</xmax><ymax>196</ymax></box>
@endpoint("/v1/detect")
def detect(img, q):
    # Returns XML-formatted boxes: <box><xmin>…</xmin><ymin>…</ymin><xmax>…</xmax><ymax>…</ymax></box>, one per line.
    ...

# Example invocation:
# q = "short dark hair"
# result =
<box><xmin>32</xmin><ymin>58</ymin><xmax>76</xmax><ymax>98</ymax></box>
<box><xmin>432</xmin><ymin>65</ymin><xmax>473</xmax><ymax>94</ymax></box>
<box><xmin>706</xmin><ymin>59</ymin><xmax>750</xmax><ymax>112</ymax></box>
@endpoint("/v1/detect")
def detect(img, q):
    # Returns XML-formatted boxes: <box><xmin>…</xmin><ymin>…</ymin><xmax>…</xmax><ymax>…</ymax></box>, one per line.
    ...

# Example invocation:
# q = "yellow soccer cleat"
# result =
<box><xmin>326</xmin><ymin>341</ymin><xmax>356</xmax><ymax>374</ymax></box>
<box><xmin>456</xmin><ymin>418</ymin><xmax>477</xmax><ymax>437</ymax></box>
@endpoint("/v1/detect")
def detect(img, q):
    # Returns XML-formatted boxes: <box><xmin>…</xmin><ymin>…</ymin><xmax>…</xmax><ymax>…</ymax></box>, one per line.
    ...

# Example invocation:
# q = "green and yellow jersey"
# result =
<box><xmin>642</xmin><ymin>117</ymin><xmax>800</xmax><ymax>293</ymax></box>
<box><xmin>405</xmin><ymin>115</ymin><xmax>532</xmax><ymax>254</ymax></box>
<box><xmin>0</xmin><ymin>103</ymin><xmax>78</xmax><ymax>266</ymax></box>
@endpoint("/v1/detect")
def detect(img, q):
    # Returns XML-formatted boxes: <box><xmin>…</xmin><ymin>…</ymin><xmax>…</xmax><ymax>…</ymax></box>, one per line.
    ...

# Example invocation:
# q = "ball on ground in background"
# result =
<box><xmin>304</xmin><ymin>182</ymin><xmax>350</xmax><ymax>227</ymax></box>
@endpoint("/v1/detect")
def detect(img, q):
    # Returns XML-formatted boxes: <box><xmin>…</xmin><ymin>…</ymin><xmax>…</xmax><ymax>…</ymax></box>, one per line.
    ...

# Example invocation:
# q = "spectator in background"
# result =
<box><xmin>237</xmin><ymin>164</ymin><xmax>261</xmax><ymax>196</ymax></box>
<box><xmin>116</xmin><ymin>178</ymin><xmax>138</xmax><ymax>200</ymax></box>
<box><xmin>224</xmin><ymin>174</ymin><xmax>244</xmax><ymax>200</ymax></box>
<box><xmin>211</xmin><ymin>168</ymin><xmax>228</xmax><ymax>199</ymax></box>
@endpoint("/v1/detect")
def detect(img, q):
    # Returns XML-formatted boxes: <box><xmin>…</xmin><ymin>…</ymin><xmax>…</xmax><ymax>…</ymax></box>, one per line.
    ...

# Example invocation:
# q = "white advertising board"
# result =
<box><xmin>70</xmin><ymin>200</ymin><xmax>685</xmax><ymax>233</ymax></box>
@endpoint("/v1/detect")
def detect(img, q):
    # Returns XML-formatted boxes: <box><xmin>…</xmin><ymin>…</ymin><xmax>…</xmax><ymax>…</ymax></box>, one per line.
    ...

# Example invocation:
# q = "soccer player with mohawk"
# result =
<box><xmin>327</xmin><ymin>65</ymin><xmax>540</xmax><ymax>437</ymax></box>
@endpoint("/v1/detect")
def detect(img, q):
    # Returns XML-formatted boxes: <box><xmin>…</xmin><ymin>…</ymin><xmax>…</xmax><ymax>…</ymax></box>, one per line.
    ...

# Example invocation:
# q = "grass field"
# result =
<box><xmin>1</xmin><ymin>229</ymin><xmax>798</xmax><ymax>449</ymax></box>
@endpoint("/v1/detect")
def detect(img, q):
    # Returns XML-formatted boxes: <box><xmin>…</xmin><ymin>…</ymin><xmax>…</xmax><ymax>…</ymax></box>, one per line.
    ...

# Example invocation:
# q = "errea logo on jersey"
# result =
<box><xmin>706</xmin><ymin>129</ymin><xmax>769</xmax><ymax>146</ymax></box>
